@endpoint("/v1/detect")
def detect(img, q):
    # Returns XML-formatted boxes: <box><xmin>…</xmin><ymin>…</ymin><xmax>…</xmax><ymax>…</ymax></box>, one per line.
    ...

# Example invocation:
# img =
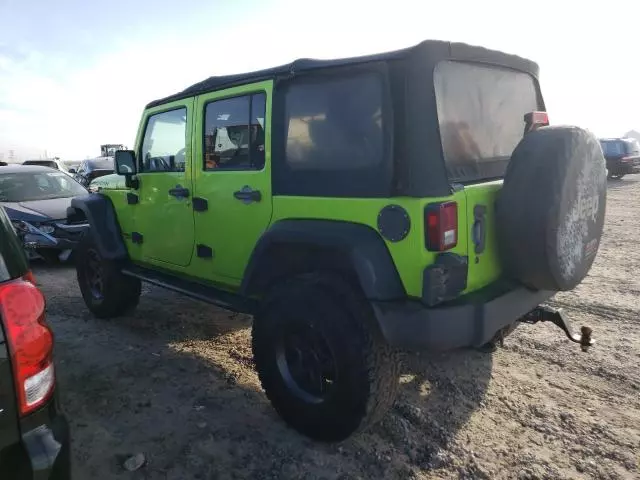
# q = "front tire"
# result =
<box><xmin>252</xmin><ymin>273</ymin><xmax>400</xmax><ymax>442</ymax></box>
<box><xmin>75</xmin><ymin>235</ymin><xmax>141</xmax><ymax>319</ymax></box>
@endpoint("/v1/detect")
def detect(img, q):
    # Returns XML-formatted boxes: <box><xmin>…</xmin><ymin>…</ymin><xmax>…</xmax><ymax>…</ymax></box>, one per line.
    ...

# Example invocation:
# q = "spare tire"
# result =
<box><xmin>496</xmin><ymin>126</ymin><xmax>607</xmax><ymax>291</ymax></box>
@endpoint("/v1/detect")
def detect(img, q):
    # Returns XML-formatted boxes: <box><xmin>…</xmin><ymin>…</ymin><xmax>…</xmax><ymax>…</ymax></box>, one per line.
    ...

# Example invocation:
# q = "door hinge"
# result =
<box><xmin>131</xmin><ymin>232</ymin><xmax>143</xmax><ymax>244</ymax></box>
<box><xmin>127</xmin><ymin>192</ymin><xmax>139</xmax><ymax>205</ymax></box>
<box><xmin>196</xmin><ymin>244</ymin><xmax>213</xmax><ymax>259</ymax></box>
<box><xmin>193</xmin><ymin>197</ymin><xmax>208</xmax><ymax>212</ymax></box>
<box><xmin>473</xmin><ymin>205</ymin><xmax>487</xmax><ymax>254</ymax></box>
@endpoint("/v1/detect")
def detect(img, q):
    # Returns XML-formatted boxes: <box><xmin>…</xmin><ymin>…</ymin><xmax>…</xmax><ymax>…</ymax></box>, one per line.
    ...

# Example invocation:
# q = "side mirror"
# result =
<box><xmin>115</xmin><ymin>150</ymin><xmax>137</xmax><ymax>176</ymax></box>
<box><xmin>68</xmin><ymin>168</ymin><xmax>77</xmax><ymax>174</ymax></box>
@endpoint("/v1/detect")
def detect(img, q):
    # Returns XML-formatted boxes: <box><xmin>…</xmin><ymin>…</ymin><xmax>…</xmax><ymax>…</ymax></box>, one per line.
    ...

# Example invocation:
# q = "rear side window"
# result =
<box><xmin>275</xmin><ymin>72</ymin><xmax>389</xmax><ymax>197</ymax></box>
<box><xmin>434</xmin><ymin>61</ymin><xmax>540</xmax><ymax>183</ymax></box>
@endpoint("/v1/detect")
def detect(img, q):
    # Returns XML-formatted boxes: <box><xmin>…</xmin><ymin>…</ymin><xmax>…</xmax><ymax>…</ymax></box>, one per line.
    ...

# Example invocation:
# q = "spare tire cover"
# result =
<box><xmin>496</xmin><ymin>126</ymin><xmax>607</xmax><ymax>291</ymax></box>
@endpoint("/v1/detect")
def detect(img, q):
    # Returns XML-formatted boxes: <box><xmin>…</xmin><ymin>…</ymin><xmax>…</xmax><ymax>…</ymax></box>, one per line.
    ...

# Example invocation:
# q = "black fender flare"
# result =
<box><xmin>68</xmin><ymin>194</ymin><xmax>128</xmax><ymax>261</ymax></box>
<box><xmin>241</xmin><ymin>219</ymin><xmax>406</xmax><ymax>301</ymax></box>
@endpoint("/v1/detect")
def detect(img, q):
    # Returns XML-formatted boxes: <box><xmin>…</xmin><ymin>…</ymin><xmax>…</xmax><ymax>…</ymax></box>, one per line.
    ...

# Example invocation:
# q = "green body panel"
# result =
<box><xmin>101</xmin><ymin>82</ymin><xmax>505</xmax><ymax>301</ymax></box>
<box><xmin>188</xmin><ymin>81</ymin><xmax>274</xmax><ymax>285</ymax></box>
<box><xmin>110</xmin><ymin>98</ymin><xmax>197</xmax><ymax>268</ymax></box>
<box><xmin>270</xmin><ymin>194</ymin><xmax>468</xmax><ymax>299</ymax></box>
<box><xmin>462</xmin><ymin>181</ymin><xmax>503</xmax><ymax>292</ymax></box>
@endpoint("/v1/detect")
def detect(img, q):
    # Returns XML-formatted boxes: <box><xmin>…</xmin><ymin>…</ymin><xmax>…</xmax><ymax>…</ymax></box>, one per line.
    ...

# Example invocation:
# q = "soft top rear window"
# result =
<box><xmin>434</xmin><ymin>61</ymin><xmax>540</xmax><ymax>184</ymax></box>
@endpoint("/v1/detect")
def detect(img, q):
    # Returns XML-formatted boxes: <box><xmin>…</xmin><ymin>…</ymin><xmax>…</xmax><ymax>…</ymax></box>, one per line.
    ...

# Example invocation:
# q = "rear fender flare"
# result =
<box><xmin>68</xmin><ymin>194</ymin><xmax>128</xmax><ymax>260</ymax></box>
<box><xmin>241</xmin><ymin>219</ymin><xmax>406</xmax><ymax>301</ymax></box>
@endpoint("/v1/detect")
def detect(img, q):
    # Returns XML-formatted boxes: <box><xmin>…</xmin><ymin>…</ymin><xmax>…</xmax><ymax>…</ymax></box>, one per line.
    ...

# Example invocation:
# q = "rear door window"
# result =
<box><xmin>434</xmin><ymin>61</ymin><xmax>540</xmax><ymax>183</ymax></box>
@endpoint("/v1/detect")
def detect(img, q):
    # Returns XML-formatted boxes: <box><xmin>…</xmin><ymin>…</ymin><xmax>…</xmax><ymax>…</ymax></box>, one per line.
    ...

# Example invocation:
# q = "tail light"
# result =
<box><xmin>524</xmin><ymin>111</ymin><xmax>549</xmax><ymax>134</ymax></box>
<box><xmin>425</xmin><ymin>202</ymin><xmax>458</xmax><ymax>251</ymax></box>
<box><xmin>0</xmin><ymin>274</ymin><xmax>54</xmax><ymax>416</ymax></box>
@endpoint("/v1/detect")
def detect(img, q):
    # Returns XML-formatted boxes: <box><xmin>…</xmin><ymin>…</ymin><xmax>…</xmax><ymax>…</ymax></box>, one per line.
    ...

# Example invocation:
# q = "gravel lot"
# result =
<box><xmin>35</xmin><ymin>177</ymin><xmax>639</xmax><ymax>479</ymax></box>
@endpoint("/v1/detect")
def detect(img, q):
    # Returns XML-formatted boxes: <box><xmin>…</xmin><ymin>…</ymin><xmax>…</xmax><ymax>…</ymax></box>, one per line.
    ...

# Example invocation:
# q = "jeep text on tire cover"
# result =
<box><xmin>69</xmin><ymin>40</ymin><xmax>607</xmax><ymax>441</ymax></box>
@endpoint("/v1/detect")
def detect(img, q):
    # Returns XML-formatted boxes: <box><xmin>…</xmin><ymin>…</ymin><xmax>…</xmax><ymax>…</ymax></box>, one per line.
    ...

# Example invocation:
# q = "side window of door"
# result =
<box><xmin>203</xmin><ymin>93</ymin><xmax>266</xmax><ymax>170</ymax></box>
<box><xmin>139</xmin><ymin>108</ymin><xmax>188</xmax><ymax>173</ymax></box>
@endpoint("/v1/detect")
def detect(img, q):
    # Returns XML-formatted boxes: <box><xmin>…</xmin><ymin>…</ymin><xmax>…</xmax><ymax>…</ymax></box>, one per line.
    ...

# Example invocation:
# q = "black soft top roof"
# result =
<box><xmin>147</xmin><ymin>40</ymin><xmax>539</xmax><ymax>109</ymax></box>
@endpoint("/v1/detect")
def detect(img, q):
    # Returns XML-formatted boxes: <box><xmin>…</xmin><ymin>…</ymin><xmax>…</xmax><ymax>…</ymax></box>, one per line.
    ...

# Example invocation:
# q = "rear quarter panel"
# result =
<box><xmin>271</xmin><ymin>194</ymin><xmax>469</xmax><ymax>299</ymax></box>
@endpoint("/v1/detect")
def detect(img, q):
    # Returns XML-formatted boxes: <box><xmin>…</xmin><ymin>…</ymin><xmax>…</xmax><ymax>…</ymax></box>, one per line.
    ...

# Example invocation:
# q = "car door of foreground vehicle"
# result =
<box><xmin>190</xmin><ymin>81</ymin><xmax>273</xmax><ymax>284</ymax></box>
<box><xmin>134</xmin><ymin>99</ymin><xmax>196</xmax><ymax>267</ymax></box>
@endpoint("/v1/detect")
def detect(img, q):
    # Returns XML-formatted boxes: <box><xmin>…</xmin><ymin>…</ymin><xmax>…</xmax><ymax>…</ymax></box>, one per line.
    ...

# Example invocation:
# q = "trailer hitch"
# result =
<box><xmin>522</xmin><ymin>306</ymin><xmax>594</xmax><ymax>351</ymax></box>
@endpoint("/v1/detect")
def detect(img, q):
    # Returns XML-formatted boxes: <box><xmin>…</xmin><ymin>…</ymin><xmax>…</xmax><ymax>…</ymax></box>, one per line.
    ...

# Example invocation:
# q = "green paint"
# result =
<box><xmin>101</xmin><ymin>79</ymin><xmax>505</xmax><ymax>301</ymax></box>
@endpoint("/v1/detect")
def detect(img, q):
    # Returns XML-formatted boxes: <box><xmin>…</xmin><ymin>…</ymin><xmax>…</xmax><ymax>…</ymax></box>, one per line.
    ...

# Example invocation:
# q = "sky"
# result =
<box><xmin>1</xmin><ymin>0</ymin><xmax>639</xmax><ymax>161</ymax></box>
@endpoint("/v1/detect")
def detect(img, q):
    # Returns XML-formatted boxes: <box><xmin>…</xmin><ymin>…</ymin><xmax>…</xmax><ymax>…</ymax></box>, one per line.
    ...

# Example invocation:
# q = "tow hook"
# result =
<box><xmin>522</xmin><ymin>306</ymin><xmax>594</xmax><ymax>351</ymax></box>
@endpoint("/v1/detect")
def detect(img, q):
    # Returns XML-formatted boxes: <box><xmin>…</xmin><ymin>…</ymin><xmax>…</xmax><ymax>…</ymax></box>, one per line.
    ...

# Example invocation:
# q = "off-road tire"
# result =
<box><xmin>252</xmin><ymin>272</ymin><xmax>400</xmax><ymax>442</ymax></box>
<box><xmin>75</xmin><ymin>234</ymin><xmax>141</xmax><ymax>319</ymax></box>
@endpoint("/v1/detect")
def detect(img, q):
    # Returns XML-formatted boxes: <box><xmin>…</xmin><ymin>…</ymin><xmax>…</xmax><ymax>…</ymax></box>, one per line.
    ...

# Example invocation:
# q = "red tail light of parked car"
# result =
<box><xmin>0</xmin><ymin>273</ymin><xmax>55</xmax><ymax>416</ymax></box>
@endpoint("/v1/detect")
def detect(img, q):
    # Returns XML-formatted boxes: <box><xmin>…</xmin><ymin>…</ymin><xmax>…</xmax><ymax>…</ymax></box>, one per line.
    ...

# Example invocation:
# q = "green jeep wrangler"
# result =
<box><xmin>69</xmin><ymin>40</ymin><xmax>607</xmax><ymax>441</ymax></box>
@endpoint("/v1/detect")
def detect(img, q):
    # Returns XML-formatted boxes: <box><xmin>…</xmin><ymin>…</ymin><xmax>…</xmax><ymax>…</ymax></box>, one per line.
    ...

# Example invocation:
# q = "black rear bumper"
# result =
<box><xmin>0</xmin><ymin>397</ymin><xmax>71</xmax><ymax>480</ymax></box>
<box><xmin>372</xmin><ymin>284</ymin><xmax>554</xmax><ymax>350</ymax></box>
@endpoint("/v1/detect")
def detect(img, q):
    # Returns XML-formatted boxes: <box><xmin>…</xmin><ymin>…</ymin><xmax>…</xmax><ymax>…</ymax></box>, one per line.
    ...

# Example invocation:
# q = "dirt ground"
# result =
<box><xmin>35</xmin><ymin>177</ymin><xmax>639</xmax><ymax>480</ymax></box>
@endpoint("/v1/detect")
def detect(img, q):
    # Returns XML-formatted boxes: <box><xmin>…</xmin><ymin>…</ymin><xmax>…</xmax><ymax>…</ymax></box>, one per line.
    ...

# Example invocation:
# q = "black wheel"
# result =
<box><xmin>252</xmin><ymin>273</ymin><xmax>400</xmax><ymax>442</ymax></box>
<box><xmin>75</xmin><ymin>234</ymin><xmax>141</xmax><ymax>319</ymax></box>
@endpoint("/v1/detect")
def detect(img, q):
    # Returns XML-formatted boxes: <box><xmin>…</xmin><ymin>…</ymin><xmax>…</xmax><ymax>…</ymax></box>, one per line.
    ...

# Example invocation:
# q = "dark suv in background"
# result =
<box><xmin>599</xmin><ymin>137</ymin><xmax>640</xmax><ymax>179</ymax></box>
<box><xmin>0</xmin><ymin>207</ymin><xmax>70</xmax><ymax>478</ymax></box>
<box><xmin>71</xmin><ymin>158</ymin><xmax>115</xmax><ymax>187</ymax></box>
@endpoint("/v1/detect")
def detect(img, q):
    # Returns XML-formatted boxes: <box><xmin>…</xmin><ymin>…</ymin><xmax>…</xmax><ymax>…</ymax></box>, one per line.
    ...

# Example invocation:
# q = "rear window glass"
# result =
<box><xmin>23</xmin><ymin>160</ymin><xmax>57</xmax><ymax>169</ymax></box>
<box><xmin>89</xmin><ymin>159</ymin><xmax>115</xmax><ymax>170</ymax></box>
<box><xmin>600</xmin><ymin>140</ymin><xmax>626</xmax><ymax>156</ymax></box>
<box><xmin>434</xmin><ymin>61</ymin><xmax>540</xmax><ymax>183</ymax></box>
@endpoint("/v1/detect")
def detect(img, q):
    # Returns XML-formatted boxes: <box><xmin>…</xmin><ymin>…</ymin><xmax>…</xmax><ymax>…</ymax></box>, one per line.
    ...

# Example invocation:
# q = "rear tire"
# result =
<box><xmin>75</xmin><ymin>234</ymin><xmax>141</xmax><ymax>319</ymax></box>
<box><xmin>252</xmin><ymin>273</ymin><xmax>400</xmax><ymax>442</ymax></box>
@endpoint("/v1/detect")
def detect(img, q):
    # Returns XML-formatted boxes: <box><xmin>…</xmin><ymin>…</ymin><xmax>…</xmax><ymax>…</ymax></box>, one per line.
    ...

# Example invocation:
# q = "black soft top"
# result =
<box><xmin>147</xmin><ymin>40</ymin><xmax>539</xmax><ymax>109</ymax></box>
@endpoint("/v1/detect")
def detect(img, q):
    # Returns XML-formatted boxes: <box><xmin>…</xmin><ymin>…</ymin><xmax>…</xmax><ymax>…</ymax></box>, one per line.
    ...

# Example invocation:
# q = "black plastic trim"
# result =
<box><xmin>196</xmin><ymin>244</ymin><xmax>213</xmax><ymax>258</ymax></box>
<box><xmin>472</xmin><ymin>204</ymin><xmax>487</xmax><ymax>254</ymax></box>
<box><xmin>422</xmin><ymin>253</ymin><xmax>468</xmax><ymax>306</ymax></box>
<box><xmin>377</xmin><ymin>204</ymin><xmax>411</xmax><ymax>242</ymax></box>
<box><xmin>122</xmin><ymin>264</ymin><xmax>256</xmax><ymax>314</ymax></box>
<box><xmin>131</xmin><ymin>232</ymin><xmax>143</xmax><ymax>244</ymax></box>
<box><xmin>192</xmin><ymin>197</ymin><xmax>208</xmax><ymax>212</ymax></box>
<box><xmin>372</xmin><ymin>283</ymin><xmax>554</xmax><ymax>350</ymax></box>
<box><xmin>241</xmin><ymin>219</ymin><xmax>405</xmax><ymax>300</ymax></box>
<box><xmin>68</xmin><ymin>194</ymin><xmax>128</xmax><ymax>261</ymax></box>
<box><xmin>126</xmin><ymin>192</ymin><xmax>139</xmax><ymax>205</ymax></box>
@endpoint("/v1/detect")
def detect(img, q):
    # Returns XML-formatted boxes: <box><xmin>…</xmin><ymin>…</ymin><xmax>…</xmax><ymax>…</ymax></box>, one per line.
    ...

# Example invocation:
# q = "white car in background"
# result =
<box><xmin>22</xmin><ymin>158</ymin><xmax>75</xmax><ymax>176</ymax></box>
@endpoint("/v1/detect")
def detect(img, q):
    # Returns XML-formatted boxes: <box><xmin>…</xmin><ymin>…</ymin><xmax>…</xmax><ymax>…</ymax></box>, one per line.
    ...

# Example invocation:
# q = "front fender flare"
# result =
<box><xmin>68</xmin><ymin>194</ymin><xmax>127</xmax><ymax>260</ymax></box>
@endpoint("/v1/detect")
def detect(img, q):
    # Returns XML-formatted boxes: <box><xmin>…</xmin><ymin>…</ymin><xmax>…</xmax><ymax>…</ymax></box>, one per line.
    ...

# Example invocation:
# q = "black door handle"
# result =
<box><xmin>168</xmin><ymin>185</ymin><xmax>190</xmax><ymax>198</ymax></box>
<box><xmin>233</xmin><ymin>186</ymin><xmax>261</xmax><ymax>204</ymax></box>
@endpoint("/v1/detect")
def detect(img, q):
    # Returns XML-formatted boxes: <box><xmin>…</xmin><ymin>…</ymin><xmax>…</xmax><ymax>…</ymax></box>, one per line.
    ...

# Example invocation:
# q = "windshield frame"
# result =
<box><xmin>0</xmin><ymin>170</ymin><xmax>88</xmax><ymax>202</ymax></box>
